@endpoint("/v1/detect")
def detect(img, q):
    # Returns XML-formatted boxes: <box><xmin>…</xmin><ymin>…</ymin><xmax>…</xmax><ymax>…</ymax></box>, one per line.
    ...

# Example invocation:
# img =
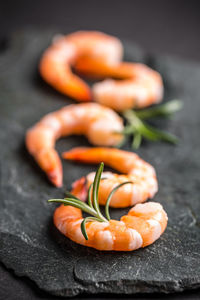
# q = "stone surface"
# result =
<box><xmin>0</xmin><ymin>30</ymin><xmax>200</xmax><ymax>297</ymax></box>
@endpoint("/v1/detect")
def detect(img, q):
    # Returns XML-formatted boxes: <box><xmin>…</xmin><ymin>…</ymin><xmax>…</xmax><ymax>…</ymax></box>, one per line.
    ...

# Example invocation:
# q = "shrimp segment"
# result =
<box><xmin>26</xmin><ymin>104</ymin><xmax>123</xmax><ymax>187</ymax></box>
<box><xmin>54</xmin><ymin>202</ymin><xmax>167</xmax><ymax>251</ymax></box>
<box><xmin>40</xmin><ymin>31</ymin><xmax>123</xmax><ymax>101</ymax></box>
<box><xmin>63</xmin><ymin>147</ymin><xmax>158</xmax><ymax>207</ymax></box>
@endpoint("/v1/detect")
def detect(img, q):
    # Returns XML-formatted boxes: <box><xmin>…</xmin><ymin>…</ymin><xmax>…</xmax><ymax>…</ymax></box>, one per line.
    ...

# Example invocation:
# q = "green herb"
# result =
<box><xmin>135</xmin><ymin>99</ymin><xmax>183</xmax><ymax>120</ymax></box>
<box><xmin>48</xmin><ymin>163</ymin><xmax>132</xmax><ymax>240</ymax></box>
<box><xmin>119</xmin><ymin>100</ymin><xmax>182</xmax><ymax>149</ymax></box>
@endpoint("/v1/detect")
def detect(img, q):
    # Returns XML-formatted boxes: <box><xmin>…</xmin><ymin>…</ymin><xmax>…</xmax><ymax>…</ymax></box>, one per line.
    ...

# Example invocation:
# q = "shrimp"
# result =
<box><xmin>54</xmin><ymin>202</ymin><xmax>167</xmax><ymax>251</ymax></box>
<box><xmin>62</xmin><ymin>147</ymin><xmax>158</xmax><ymax>207</ymax></box>
<box><xmin>26</xmin><ymin>104</ymin><xmax>123</xmax><ymax>187</ymax></box>
<box><xmin>92</xmin><ymin>63</ymin><xmax>163</xmax><ymax>111</ymax></box>
<box><xmin>39</xmin><ymin>31</ymin><xmax>123</xmax><ymax>101</ymax></box>
<box><xmin>40</xmin><ymin>30</ymin><xmax>163</xmax><ymax>110</ymax></box>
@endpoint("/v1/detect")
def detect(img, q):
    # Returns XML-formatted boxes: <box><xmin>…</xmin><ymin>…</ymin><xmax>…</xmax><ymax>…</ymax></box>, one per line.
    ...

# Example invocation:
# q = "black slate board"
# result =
<box><xmin>0</xmin><ymin>30</ymin><xmax>200</xmax><ymax>297</ymax></box>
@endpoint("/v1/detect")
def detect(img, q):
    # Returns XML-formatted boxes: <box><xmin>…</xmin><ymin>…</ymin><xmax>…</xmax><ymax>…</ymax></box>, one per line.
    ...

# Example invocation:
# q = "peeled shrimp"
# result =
<box><xmin>26</xmin><ymin>104</ymin><xmax>123</xmax><ymax>187</ymax></box>
<box><xmin>54</xmin><ymin>202</ymin><xmax>167</xmax><ymax>251</ymax></box>
<box><xmin>92</xmin><ymin>63</ymin><xmax>163</xmax><ymax>111</ymax></box>
<box><xmin>39</xmin><ymin>31</ymin><xmax>123</xmax><ymax>101</ymax></box>
<box><xmin>63</xmin><ymin>147</ymin><xmax>158</xmax><ymax>207</ymax></box>
<box><xmin>40</xmin><ymin>30</ymin><xmax>163</xmax><ymax>110</ymax></box>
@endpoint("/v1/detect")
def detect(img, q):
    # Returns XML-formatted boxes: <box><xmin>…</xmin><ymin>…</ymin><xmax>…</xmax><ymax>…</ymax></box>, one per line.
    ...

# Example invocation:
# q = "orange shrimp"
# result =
<box><xmin>62</xmin><ymin>147</ymin><xmax>158</xmax><ymax>207</ymax></box>
<box><xmin>40</xmin><ymin>30</ymin><xmax>163</xmax><ymax>110</ymax></box>
<box><xmin>54</xmin><ymin>202</ymin><xmax>167</xmax><ymax>251</ymax></box>
<box><xmin>39</xmin><ymin>31</ymin><xmax>123</xmax><ymax>101</ymax></box>
<box><xmin>75</xmin><ymin>53</ymin><xmax>163</xmax><ymax>111</ymax></box>
<box><xmin>92</xmin><ymin>63</ymin><xmax>163</xmax><ymax>111</ymax></box>
<box><xmin>26</xmin><ymin>104</ymin><xmax>123</xmax><ymax>187</ymax></box>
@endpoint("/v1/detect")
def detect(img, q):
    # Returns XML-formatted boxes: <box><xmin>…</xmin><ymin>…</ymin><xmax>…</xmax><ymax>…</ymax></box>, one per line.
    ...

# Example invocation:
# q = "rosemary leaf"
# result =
<box><xmin>135</xmin><ymin>100</ymin><xmax>183</xmax><ymax>119</ymax></box>
<box><xmin>48</xmin><ymin>198</ymin><xmax>98</xmax><ymax>217</ymax></box>
<box><xmin>105</xmin><ymin>181</ymin><xmax>133</xmax><ymax>220</ymax></box>
<box><xmin>81</xmin><ymin>217</ymin><xmax>103</xmax><ymax>240</ymax></box>
<box><xmin>144</xmin><ymin>124</ymin><xmax>179</xmax><ymax>144</ymax></box>
<box><xmin>132</xmin><ymin>131</ymin><xmax>142</xmax><ymax>149</ymax></box>
<box><xmin>138</xmin><ymin>123</ymin><xmax>161</xmax><ymax>141</ymax></box>
<box><xmin>92</xmin><ymin>163</ymin><xmax>107</xmax><ymax>222</ymax></box>
<box><xmin>87</xmin><ymin>183</ymin><xmax>94</xmax><ymax>209</ymax></box>
<box><xmin>65</xmin><ymin>191</ymin><xmax>80</xmax><ymax>200</ymax></box>
<box><xmin>123</xmin><ymin>109</ymin><xmax>142</xmax><ymax>130</ymax></box>
<box><xmin>119</xmin><ymin>125</ymin><xmax>135</xmax><ymax>135</ymax></box>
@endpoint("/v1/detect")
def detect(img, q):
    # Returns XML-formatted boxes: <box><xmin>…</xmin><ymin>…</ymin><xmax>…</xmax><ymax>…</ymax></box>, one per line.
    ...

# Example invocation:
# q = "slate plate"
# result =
<box><xmin>0</xmin><ymin>29</ymin><xmax>200</xmax><ymax>297</ymax></box>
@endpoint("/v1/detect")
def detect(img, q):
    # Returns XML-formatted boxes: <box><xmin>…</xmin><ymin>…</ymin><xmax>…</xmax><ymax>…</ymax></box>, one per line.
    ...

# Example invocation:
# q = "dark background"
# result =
<box><xmin>0</xmin><ymin>0</ymin><xmax>200</xmax><ymax>299</ymax></box>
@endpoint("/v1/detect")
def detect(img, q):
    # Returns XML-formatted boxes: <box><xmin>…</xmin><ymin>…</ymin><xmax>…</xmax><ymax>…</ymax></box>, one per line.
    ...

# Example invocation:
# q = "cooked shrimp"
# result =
<box><xmin>62</xmin><ymin>147</ymin><xmax>158</xmax><ymax>207</ymax></box>
<box><xmin>40</xmin><ymin>30</ymin><xmax>163</xmax><ymax>109</ymax></box>
<box><xmin>39</xmin><ymin>31</ymin><xmax>123</xmax><ymax>101</ymax></box>
<box><xmin>26</xmin><ymin>104</ymin><xmax>123</xmax><ymax>187</ymax></box>
<box><xmin>92</xmin><ymin>63</ymin><xmax>163</xmax><ymax>112</ymax></box>
<box><xmin>54</xmin><ymin>202</ymin><xmax>167</xmax><ymax>251</ymax></box>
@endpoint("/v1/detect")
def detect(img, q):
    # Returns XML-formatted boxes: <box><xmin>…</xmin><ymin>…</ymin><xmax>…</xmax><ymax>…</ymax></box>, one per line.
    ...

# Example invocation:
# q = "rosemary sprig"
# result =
<box><xmin>135</xmin><ymin>99</ymin><xmax>183</xmax><ymax>120</ymax></box>
<box><xmin>48</xmin><ymin>163</ymin><xmax>132</xmax><ymax>240</ymax></box>
<box><xmin>119</xmin><ymin>99</ymin><xmax>182</xmax><ymax>149</ymax></box>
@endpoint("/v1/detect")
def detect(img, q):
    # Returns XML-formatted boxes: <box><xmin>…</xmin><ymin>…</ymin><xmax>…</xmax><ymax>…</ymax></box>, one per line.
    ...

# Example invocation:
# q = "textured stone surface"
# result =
<box><xmin>0</xmin><ymin>30</ymin><xmax>200</xmax><ymax>297</ymax></box>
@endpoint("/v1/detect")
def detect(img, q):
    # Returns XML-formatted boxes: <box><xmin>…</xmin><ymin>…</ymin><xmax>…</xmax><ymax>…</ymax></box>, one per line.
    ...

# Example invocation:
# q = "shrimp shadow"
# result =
<box><xmin>46</xmin><ymin>213</ymin><xmax>148</xmax><ymax>293</ymax></box>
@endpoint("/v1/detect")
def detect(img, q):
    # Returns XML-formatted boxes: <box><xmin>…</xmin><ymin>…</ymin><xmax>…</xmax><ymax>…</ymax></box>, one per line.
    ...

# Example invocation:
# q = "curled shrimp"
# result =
<box><xmin>62</xmin><ymin>147</ymin><xmax>158</xmax><ymax>207</ymax></box>
<box><xmin>26</xmin><ymin>104</ymin><xmax>123</xmax><ymax>187</ymax></box>
<box><xmin>40</xmin><ymin>30</ymin><xmax>163</xmax><ymax>110</ymax></box>
<box><xmin>53</xmin><ymin>202</ymin><xmax>167</xmax><ymax>251</ymax></box>
<box><xmin>39</xmin><ymin>31</ymin><xmax>123</xmax><ymax>101</ymax></box>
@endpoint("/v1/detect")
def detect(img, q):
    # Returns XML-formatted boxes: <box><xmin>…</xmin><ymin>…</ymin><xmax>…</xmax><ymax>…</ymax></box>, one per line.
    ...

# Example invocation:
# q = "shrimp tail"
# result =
<box><xmin>70</xmin><ymin>177</ymin><xmax>88</xmax><ymax>202</ymax></box>
<box><xmin>75</xmin><ymin>60</ymin><xmax>136</xmax><ymax>79</ymax></box>
<box><xmin>60</xmin><ymin>74</ymin><xmax>92</xmax><ymax>102</ymax></box>
<box><xmin>35</xmin><ymin>149</ymin><xmax>63</xmax><ymax>187</ymax></box>
<box><xmin>62</xmin><ymin>147</ymin><xmax>103</xmax><ymax>163</ymax></box>
<box><xmin>48</xmin><ymin>169</ymin><xmax>63</xmax><ymax>187</ymax></box>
